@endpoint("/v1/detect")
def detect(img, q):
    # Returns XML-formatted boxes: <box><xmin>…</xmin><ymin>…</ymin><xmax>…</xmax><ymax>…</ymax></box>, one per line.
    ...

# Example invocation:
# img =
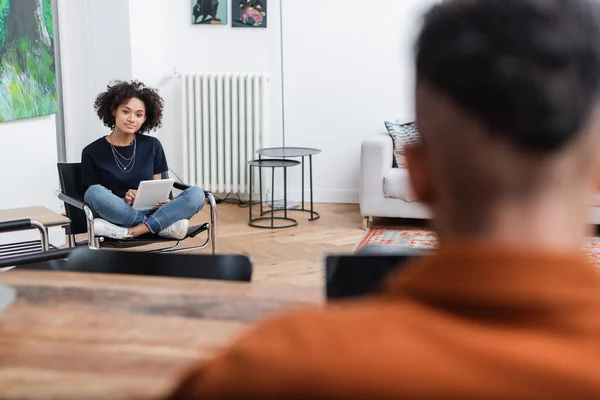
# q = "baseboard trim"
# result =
<box><xmin>210</xmin><ymin>189</ymin><xmax>359</xmax><ymax>204</ymax></box>
<box><xmin>272</xmin><ymin>189</ymin><xmax>359</xmax><ymax>204</ymax></box>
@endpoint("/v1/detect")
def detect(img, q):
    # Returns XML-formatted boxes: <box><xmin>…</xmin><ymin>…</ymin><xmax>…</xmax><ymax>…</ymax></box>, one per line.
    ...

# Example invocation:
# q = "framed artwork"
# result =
<box><xmin>0</xmin><ymin>0</ymin><xmax>57</xmax><ymax>122</ymax></box>
<box><xmin>232</xmin><ymin>0</ymin><xmax>267</xmax><ymax>28</ymax></box>
<box><xmin>192</xmin><ymin>0</ymin><xmax>227</xmax><ymax>25</ymax></box>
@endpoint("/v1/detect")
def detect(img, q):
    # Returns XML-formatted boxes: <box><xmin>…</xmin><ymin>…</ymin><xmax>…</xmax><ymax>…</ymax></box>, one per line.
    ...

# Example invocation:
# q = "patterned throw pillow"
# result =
<box><xmin>384</xmin><ymin>121</ymin><xmax>420</xmax><ymax>168</ymax></box>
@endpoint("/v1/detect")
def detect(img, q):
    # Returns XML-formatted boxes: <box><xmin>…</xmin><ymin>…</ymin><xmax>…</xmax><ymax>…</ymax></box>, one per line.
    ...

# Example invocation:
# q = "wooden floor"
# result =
<box><xmin>189</xmin><ymin>202</ymin><xmax>365</xmax><ymax>286</ymax></box>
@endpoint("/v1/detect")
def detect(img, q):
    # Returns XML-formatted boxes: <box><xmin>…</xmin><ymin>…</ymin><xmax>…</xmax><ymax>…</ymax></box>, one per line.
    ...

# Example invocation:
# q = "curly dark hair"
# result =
<box><xmin>416</xmin><ymin>0</ymin><xmax>600</xmax><ymax>153</ymax></box>
<box><xmin>94</xmin><ymin>80</ymin><xmax>164</xmax><ymax>134</ymax></box>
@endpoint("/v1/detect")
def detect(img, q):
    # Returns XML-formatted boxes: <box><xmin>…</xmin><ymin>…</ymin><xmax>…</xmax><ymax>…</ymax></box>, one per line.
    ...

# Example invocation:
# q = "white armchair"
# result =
<box><xmin>360</xmin><ymin>134</ymin><xmax>600</xmax><ymax>228</ymax></box>
<box><xmin>360</xmin><ymin>134</ymin><xmax>430</xmax><ymax>229</ymax></box>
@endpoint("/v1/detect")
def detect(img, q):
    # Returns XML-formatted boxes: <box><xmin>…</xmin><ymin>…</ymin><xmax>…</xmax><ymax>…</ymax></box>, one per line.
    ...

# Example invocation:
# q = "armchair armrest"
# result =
<box><xmin>57</xmin><ymin>192</ymin><xmax>97</xmax><ymax>248</ymax></box>
<box><xmin>0</xmin><ymin>219</ymin><xmax>51</xmax><ymax>251</ymax></box>
<box><xmin>0</xmin><ymin>219</ymin><xmax>35</xmax><ymax>234</ymax></box>
<box><xmin>360</xmin><ymin>134</ymin><xmax>394</xmax><ymax>216</ymax></box>
<box><xmin>172</xmin><ymin>182</ymin><xmax>215</xmax><ymax>201</ymax></box>
<box><xmin>360</xmin><ymin>135</ymin><xmax>394</xmax><ymax>192</ymax></box>
<box><xmin>173</xmin><ymin>181</ymin><xmax>191</xmax><ymax>191</ymax></box>
<box><xmin>58</xmin><ymin>192</ymin><xmax>86</xmax><ymax>210</ymax></box>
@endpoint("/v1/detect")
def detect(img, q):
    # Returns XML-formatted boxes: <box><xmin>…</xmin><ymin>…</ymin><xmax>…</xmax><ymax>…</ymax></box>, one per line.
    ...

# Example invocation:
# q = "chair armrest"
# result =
<box><xmin>0</xmin><ymin>219</ymin><xmax>35</xmax><ymax>234</ymax></box>
<box><xmin>172</xmin><ymin>182</ymin><xmax>215</xmax><ymax>201</ymax></box>
<box><xmin>58</xmin><ymin>192</ymin><xmax>86</xmax><ymax>210</ymax></box>
<box><xmin>0</xmin><ymin>219</ymin><xmax>51</xmax><ymax>250</ymax></box>
<box><xmin>173</xmin><ymin>181</ymin><xmax>190</xmax><ymax>191</ymax></box>
<box><xmin>360</xmin><ymin>135</ymin><xmax>394</xmax><ymax>200</ymax></box>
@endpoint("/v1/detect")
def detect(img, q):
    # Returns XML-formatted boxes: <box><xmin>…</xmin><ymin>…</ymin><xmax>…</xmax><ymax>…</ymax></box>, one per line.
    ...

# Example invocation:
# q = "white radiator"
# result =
<box><xmin>181</xmin><ymin>73</ymin><xmax>271</xmax><ymax>194</ymax></box>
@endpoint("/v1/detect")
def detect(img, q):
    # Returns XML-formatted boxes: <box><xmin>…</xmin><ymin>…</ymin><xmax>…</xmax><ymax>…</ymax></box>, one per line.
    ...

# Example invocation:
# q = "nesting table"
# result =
<box><xmin>256</xmin><ymin>147</ymin><xmax>321</xmax><ymax>221</ymax></box>
<box><xmin>247</xmin><ymin>159</ymin><xmax>300</xmax><ymax>229</ymax></box>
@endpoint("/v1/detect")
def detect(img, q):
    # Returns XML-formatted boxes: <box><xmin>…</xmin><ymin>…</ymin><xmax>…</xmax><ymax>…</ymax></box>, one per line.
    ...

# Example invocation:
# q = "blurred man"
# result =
<box><xmin>168</xmin><ymin>0</ymin><xmax>600</xmax><ymax>398</ymax></box>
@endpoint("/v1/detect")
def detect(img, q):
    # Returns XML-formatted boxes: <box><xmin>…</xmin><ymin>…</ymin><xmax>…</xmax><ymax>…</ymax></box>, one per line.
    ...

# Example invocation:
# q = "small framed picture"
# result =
<box><xmin>232</xmin><ymin>0</ymin><xmax>267</xmax><ymax>28</ymax></box>
<box><xmin>192</xmin><ymin>0</ymin><xmax>228</xmax><ymax>25</ymax></box>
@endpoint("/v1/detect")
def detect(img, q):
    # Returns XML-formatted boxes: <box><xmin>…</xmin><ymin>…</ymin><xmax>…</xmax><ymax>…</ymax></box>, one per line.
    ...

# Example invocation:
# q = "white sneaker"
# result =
<box><xmin>93</xmin><ymin>218</ymin><xmax>132</xmax><ymax>239</ymax></box>
<box><xmin>158</xmin><ymin>219</ymin><xmax>189</xmax><ymax>240</ymax></box>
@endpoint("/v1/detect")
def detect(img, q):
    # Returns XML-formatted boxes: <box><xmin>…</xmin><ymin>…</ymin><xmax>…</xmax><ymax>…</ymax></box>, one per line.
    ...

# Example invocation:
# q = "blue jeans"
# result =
<box><xmin>84</xmin><ymin>185</ymin><xmax>205</xmax><ymax>234</ymax></box>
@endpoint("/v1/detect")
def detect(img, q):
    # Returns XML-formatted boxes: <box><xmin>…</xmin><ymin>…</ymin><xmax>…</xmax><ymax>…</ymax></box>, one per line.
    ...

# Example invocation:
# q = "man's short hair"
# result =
<box><xmin>416</xmin><ymin>0</ymin><xmax>600</xmax><ymax>153</ymax></box>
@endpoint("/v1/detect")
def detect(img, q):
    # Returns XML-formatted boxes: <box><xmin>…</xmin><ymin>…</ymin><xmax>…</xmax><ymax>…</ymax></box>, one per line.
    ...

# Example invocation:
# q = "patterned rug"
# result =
<box><xmin>354</xmin><ymin>228</ymin><xmax>600</xmax><ymax>264</ymax></box>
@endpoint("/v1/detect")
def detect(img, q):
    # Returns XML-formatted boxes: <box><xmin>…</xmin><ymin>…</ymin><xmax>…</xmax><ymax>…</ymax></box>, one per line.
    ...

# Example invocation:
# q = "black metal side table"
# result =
<box><xmin>247</xmin><ymin>159</ymin><xmax>300</xmax><ymax>229</ymax></box>
<box><xmin>256</xmin><ymin>147</ymin><xmax>322</xmax><ymax>221</ymax></box>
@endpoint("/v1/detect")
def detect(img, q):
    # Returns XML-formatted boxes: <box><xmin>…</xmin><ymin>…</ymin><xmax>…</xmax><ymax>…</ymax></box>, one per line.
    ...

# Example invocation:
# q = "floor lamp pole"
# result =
<box><xmin>279</xmin><ymin>0</ymin><xmax>286</xmax><ymax>148</ymax></box>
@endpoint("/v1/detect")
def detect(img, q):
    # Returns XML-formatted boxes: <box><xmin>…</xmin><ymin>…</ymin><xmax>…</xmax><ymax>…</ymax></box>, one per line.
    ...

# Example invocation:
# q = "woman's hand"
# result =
<box><xmin>154</xmin><ymin>199</ymin><xmax>171</xmax><ymax>209</ymax></box>
<box><xmin>124</xmin><ymin>189</ymin><xmax>137</xmax><ymax>205</ymax></box>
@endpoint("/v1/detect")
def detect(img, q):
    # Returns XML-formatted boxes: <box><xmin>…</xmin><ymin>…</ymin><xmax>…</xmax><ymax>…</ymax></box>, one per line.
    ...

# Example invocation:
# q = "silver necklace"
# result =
<box><xmin>108</xmin><ymin>134</ymin><xmax>137</xmax><ymax>172</ymax></box>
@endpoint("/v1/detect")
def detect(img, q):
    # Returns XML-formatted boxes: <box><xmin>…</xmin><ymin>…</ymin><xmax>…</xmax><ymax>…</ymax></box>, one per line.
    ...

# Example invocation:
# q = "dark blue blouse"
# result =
<box><xmin>81</xmin><ymin>134</ymin><xmax>168</xmax><ymax>198</ymax></box>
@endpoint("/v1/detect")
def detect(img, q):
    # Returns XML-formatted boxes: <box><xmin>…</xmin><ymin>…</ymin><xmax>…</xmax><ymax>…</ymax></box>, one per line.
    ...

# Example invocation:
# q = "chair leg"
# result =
<box><xmin>207</xmin><ymin>192</ymin><xmax>218</xmax><ymax>255</ymax></box>
<box><xmin>30</xmin><ymin>220</ymin><xmax>49</xmax><ymax>252</ymax></box>
<box><xmin>67</xmin><ymin>234</ymin><xmax>76</xmax><ymax>248</ymax></box>
<box><xmin>362</xmin><ymin>216</ymin><xmax>372</xmax><ymax>230</ymax></box>
<box><xmin>150</xmin><ymin>240</ymin><xmax>182</xmax><ymax>253</ymax></box>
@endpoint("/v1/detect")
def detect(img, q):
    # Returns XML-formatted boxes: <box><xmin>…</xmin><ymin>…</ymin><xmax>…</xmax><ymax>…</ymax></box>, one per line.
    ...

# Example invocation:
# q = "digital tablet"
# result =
<box><xmin>132</xmin><ymin>179</ymin><xmax>175</xmax><ymax>211</ymax></box>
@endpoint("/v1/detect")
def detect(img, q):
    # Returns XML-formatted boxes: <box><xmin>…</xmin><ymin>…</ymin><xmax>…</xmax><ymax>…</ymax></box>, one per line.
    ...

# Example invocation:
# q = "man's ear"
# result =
<box><xmin>582</xmin><ymin>108</ymin><xmax>600</xmax><ymax>200</ymax></box>
<box><xmin>591</xmin><ymin>147</ymin><xmax>600</xmax><ymax>198</ymax></box>
<box><xmin>405</xmin><ymin>144</ymin><xmax>434</xmax><ymax>205</ymax></box>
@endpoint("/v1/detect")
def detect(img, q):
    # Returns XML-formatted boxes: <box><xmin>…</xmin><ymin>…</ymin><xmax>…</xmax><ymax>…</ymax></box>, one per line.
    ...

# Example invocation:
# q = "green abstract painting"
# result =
<box><xmin>0</xmin><ymin>0</ymin><xmax>56</xmax><ymax>122</ymax></box>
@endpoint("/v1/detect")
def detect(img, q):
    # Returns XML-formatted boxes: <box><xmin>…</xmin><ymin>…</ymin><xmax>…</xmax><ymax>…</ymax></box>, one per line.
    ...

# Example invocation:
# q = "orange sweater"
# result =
<box><xmin>167</xmin><ymin>242</ymin><xmax>600</xmax><ymax>399</ymax></box>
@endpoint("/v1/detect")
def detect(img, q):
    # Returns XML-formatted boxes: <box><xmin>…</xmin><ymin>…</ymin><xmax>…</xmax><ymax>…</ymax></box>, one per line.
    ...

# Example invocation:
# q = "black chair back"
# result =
<box><xmin>0</xmin><ymin>248</ymin><xmax>71</xmax><ymax>270</ymax></box>
<box><xmin>57</xmin><ymin>163</ymin><xmax>88</xmax><ymax>235</ymax></box>
<box><xmin>325</xmin><ymin>252</ymin><xmax>422</xmax><ymax>300</ymax></box>
<box><xmin>63</xmin><ymin>247</ymin><xmax>252</xmax><ymax>281</ymax></box>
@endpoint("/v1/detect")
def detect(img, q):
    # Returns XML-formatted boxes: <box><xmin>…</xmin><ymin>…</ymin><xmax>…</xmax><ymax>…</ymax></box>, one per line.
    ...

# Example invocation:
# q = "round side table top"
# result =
<box><xmin>246</xmin><ymin>159</ymin><xmax>300</xmax><ymax>168</ymax></box>
<box><xmin>257</xmin><ymin>147</ymin><xmax>322</xmax><ymax>158</ymax></box>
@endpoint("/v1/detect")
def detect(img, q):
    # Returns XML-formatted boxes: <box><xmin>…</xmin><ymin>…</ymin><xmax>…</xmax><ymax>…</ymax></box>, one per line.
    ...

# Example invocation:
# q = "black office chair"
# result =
<box><xmin>0</xmin><ymin>247</ymin><xmax>252</xmax><ymax>282</ymax></box>
<box><xmin>0</xmin><ymin>248</ymin><xmax>70</xmax><ymax>271</ymax></box>
<box><xmin>325</xmin><ymin>249</ymin><xmax>426</xmax><ymax>300</ymax></box>
<box><xmin>57</xmin><ymin>163</ymin><xmax>217</xmax><ymax>254</ymax></box>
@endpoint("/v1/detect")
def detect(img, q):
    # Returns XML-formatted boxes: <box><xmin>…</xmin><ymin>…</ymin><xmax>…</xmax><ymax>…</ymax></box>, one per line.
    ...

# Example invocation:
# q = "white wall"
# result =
<box><xmin>282</xmin><ymin>0</ymin><xmax>439</xmax><ymax>203</ymax></box>
<box><xmin>129</xmin><ymin>0</ymin><xmax>179</xmax><ymax>155</ymax></box>
<box><xmin>0</xmin><ymin>116</ymin><xmax>64</xmax><ymax>246</ymax></box>
<box><xmin>59</xmin><ymin>0</ymin><xmax>133</xmax><ymax>162</ymax></box>
<box><xmin>145</xmin><ymin>0</ymin><xmax>284</xmax><ymax>180</ymax></box>
<box><xmin>152</xmin><ymin>0</ymin><xmax>436</xmax><ymax>203</ymax></box>
<box><xmin>129</xmin><ymin>0</ymin><xmax>166</xmax><ymax>86</ymax></box>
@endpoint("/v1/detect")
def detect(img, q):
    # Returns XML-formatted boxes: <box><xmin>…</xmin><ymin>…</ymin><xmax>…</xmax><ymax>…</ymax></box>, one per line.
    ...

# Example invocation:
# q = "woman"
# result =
<box><xmin>81</xmin><ymin>80</ymin><xmax>205</xmax><ymax>240</ymax></box>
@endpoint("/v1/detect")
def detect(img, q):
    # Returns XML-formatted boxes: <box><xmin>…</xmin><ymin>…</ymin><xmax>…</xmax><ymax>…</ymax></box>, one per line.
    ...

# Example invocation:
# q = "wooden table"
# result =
<box><xmin>0</xmin><ymin>270</ymin><xmax>323</xmax><ymax>399</ymax></box>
